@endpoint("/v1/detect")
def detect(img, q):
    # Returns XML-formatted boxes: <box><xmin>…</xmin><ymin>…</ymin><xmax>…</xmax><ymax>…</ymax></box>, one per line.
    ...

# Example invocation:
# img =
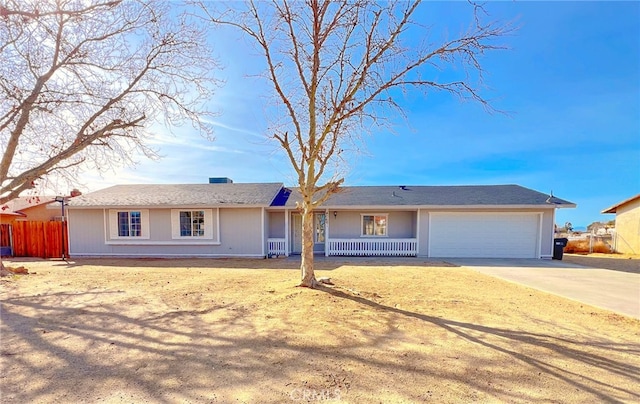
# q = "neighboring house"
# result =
<box><xmin>0</xmin><ymin>196</ymin><xmax>61</xmax><ymax>225</ymax></box>
<box><xmin>66</xmin><ymin>180</ymin><xmax>575</xmax><ymax>259</ymax></box>
<box><xmin>602</xmin><ymin>194</ymin><xmax>640</xmax><ymax>254</ymax></box>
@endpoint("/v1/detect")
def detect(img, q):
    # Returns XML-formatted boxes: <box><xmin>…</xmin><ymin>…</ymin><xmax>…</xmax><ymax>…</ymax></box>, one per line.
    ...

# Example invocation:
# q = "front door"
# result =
<box><xmin>314</xmin><ymin>213</ymin><xmax>326</xmax><ymax>253</ymax></box>
<box><xmin>291</xmin><ymin>213</ymin><xmax>302</xmax><ymax>254</ymax></box>
<box><xmin>291</xmin><ymin>213</ymin><xmax>326</xmax><ymax>254</ymax></box>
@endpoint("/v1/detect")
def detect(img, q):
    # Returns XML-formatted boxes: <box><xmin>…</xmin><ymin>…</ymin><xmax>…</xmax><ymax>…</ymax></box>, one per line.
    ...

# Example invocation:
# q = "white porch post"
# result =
<box><xmin>261</xmin><ymin>208</ymin><xmax>265</xmax><ymax>257</ymax></box>
<box><xmin>325</xmin><ymin>209</ymin><xmax>329</xmax><ymax>257</ymax></box>
<box><xmin>284</xmin><ymin>209</ymin><xmax>289</xmax><ymax>256</ymax></box>
<box><xmin>416</xmin><ymin>209</ymin><xmax>420</xmax><ymax>256</ymax></box>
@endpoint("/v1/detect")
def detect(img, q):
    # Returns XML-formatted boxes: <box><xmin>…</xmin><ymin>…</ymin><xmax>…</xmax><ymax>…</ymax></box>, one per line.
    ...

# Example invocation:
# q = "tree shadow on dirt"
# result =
<box><xmin>2</xmin><ymin>286</ymin><xmax>639</xmax><ymax>403</ymax></box>
<box><xmin>317</xmin><ymin>285</ymin><xmax>640</xmax><ymax>403</ymax></box>
<box><xmin>563</xmin><ymin>255</ymin><xmax>640</xmax><ymax>274</ymax></box>
<box><xmin>1</xmin><ymin>291</ymin><xmax>287</xmax><ymax>403</ymax></box>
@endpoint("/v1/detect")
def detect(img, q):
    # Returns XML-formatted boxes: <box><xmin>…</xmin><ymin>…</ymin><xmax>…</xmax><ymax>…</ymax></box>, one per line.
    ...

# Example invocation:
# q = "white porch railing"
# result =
<box><xmin>267</xmin><ymin>238</ymin><xmax>287</xmax><ymax>256</ymax></box>
<box><xmin>328</xmin><ymin>238</ymin><xmax>417</xmax><ymax>257</ymax></box>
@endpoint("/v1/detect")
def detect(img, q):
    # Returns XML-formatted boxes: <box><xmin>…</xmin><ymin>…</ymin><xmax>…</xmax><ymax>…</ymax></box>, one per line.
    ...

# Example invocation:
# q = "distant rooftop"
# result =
<box><xmin>601</xmin><ymin>193</ymin><xmax>640</xmax><ymax>214</ymax></box>
<box><xmin>1</xmin><ymin>196</ymin><xmax>57</xmax><ymax>216</ymax></box>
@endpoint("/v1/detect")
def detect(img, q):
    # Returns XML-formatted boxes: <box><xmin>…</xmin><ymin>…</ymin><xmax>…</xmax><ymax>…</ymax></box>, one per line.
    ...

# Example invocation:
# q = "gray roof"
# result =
<box><xmin>68</xmin><ymin>183</ymin><xmax>284</xmax><ymax>207</ymax></box>
<box><xmin>280</xmin><ymin>184</ymin><xmax>575</xmax><ymax>208</ymax></box>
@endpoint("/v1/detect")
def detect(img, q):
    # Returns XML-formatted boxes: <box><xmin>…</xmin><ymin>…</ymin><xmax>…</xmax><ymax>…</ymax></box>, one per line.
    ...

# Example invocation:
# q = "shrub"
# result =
<box><xmin>564</xmin><ymin>239</ymin><xmax>612</xmax><ymax>254</ymax></box>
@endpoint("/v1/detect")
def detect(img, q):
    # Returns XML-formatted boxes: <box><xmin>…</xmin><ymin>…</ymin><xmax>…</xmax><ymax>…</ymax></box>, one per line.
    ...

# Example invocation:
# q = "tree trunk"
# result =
<box><xmin>0</xmin><ymin>260</ymin><xmax>11</xmax><ymax>277</ymax></box>
<box><xmin>299</xmin><ymin>206</ymin><xmax>318</xmax><ymax>288</ymax></box>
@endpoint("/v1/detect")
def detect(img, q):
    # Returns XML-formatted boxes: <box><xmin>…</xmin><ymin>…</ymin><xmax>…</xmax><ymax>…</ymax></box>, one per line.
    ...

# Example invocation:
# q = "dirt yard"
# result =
<box><xmin>1</xmin><ymin>257</ymin><xmax>639</xmax><ymax>403</ymax></box>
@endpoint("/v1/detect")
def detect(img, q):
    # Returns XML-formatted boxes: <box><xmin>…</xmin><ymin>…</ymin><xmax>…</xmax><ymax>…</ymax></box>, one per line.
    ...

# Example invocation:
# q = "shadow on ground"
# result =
<box><xmin>2</xmin><ymin>278</ymin><xmax>639</xmax><ymax>403</ymax></box>
<box><xmin>563</xmin><ymin>254</ymin><xmax>639</xmax><ymax>274</ymax></box>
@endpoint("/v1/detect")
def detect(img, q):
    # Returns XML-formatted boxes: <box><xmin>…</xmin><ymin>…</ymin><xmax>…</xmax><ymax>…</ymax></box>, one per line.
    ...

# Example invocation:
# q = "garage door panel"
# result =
<box><xmin>430</xmin><ymin>213</ymin><xmax>539</xmax><ymax>258</ymax></box>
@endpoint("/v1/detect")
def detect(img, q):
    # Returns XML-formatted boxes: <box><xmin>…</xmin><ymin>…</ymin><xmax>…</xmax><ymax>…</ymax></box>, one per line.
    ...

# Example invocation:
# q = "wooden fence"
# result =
<box><xmin>1</xmin><ymin>223</ymin><xmax>12</xmax><ymax>256</ymax></box>
<box><xmin>11</xmin><ymin>221</ymin><xmax>68</xmax><ymax>259</ymax></box>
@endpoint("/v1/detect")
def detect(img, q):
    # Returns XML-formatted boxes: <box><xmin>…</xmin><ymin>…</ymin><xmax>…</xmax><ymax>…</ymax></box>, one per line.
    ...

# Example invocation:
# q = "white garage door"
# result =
<box><xmin>429</xmin><ymin>213</ymin><xmax>540</xmax><ymax>258</ymax></box>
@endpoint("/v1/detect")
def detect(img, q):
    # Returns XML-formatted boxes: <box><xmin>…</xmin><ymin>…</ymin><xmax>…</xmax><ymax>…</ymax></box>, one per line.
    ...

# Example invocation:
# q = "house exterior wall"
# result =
<box><xmin>68</xmin><ymin>209</ymin><xmax>110</xmax><ymax>255</ymax></box>
<box><xmin>327</xmin><ymin>210</ymin><xmax>415</xmax><ymax>238</ymax></box>
<box><xmin>417</xmin><ymin>210</ymin><xmax>430</xmax><ymax>257</ymax></box>
<box><xmin>216</xmin><ymin>207</ymin><xmax>264</xmax><ymax>256</ymax></box>
<box><xmin>0</xmin><ymin>215</ymin><xmax>17</xmax><ymax>225</ymax></box>
<box><xmin>613</xmin><ymin>199</ymin><xmax>640</xmax><ymax>254</ymax></box>
<box><xmin>268</xmin><ymin>212</ymin><xmax>286</xmax><ymax>238</ymax></box>
<box><xmin>69</xmin><ymin>207</ymin><xmax>264</xmax><ymax>257</ymax></box>
<box><xmin>540</xmin><ymin>209</ymin><xmax>554</xmax><ymax>258</ymax></box>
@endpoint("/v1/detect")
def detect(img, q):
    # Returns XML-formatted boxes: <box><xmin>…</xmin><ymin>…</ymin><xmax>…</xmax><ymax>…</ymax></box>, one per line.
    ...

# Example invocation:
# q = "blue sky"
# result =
<box><xmin>80</xmin><ymin>1</ymin><xmax>639</xmax><ymax>228</ymax></box>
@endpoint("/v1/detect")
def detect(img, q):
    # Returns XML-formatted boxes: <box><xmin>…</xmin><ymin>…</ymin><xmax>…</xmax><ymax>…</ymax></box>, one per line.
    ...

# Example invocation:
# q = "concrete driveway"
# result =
<box><xmin>446</xmin><ymin>258</ymin><xmax>640</xmax><ymax>319</ymax></box>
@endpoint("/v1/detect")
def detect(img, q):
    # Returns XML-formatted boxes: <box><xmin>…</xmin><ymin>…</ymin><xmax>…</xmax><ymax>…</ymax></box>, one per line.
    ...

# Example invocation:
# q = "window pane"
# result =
<box><xmin>130</xmin><ymin>211</ymin><xmax>141</xmax><ymax>237</ymax></box>
<box><xmin>375</xmin><ymin>216</ymin><xmax>387</xmax><ymax>236</ymax></box>
<box><xmin>363</xmin><ymin>215</ymin><xmax>374</xmax><ymax>236</ymax></box>
<box><xmin>180</xmin><ymin>211</ymin><xmax>192</xmax><ymax>236</ymax></box>
<box><xmin>118</xmin><ymin>212</ymin><xmax>129</xmax><ymax>237</ymax></box>
<box><xmin>193</xmin><ymin>211</ymin><xmax>205</xmax><ymax>237</ymax></box>
<box><xmin>315</xmin><ymin>213</ymin><xmax>325</xmax><ymax>243</ymax></box>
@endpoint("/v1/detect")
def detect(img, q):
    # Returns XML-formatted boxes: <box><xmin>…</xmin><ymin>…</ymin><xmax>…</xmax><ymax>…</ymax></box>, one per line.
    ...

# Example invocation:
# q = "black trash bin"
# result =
<box><xmin>553</xmin><ymin>238</ymin><xmax>568</xmax><ymax>260</ymax></box>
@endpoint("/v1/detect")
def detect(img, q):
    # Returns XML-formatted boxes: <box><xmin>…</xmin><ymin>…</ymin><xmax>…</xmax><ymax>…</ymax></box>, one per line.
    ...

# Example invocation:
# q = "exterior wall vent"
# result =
<box><xmin>208</xmin><ymin>177</ymin><xmax>233</xmax><ymax>184</ymax></box>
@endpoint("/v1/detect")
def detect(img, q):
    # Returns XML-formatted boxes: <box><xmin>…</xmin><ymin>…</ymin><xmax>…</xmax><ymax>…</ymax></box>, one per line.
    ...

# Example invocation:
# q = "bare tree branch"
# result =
<box><xmin>0</xmin><ymin>0</ymin><xmax>220</xmax><ymax>204</ymax></box>
<box><xmin>200</xmin><ymin>0</ymin><xmax>513</xmax><ymax>287</ymax></box>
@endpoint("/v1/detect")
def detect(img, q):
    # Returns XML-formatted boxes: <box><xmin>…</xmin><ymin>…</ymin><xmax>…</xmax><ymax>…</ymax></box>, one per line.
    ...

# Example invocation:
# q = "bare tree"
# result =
<box><xmin>0</xmin><ymin>0</ymin><xmax>219</xmax><ymax>205</ymax></box>
<box><xmin>200</xmin><ymin>0</ymin><xmax>511</xmax><ymax>287</ymax></box>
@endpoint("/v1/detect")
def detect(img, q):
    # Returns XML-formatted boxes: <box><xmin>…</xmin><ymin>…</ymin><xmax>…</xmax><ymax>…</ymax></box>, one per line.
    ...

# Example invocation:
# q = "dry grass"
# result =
<box><xmin>1</xmin><ymin>257</ymin><xmax>639</xmax><ymax>403</ymax></box>
<box><xmin>564</xmin><ymin>239</ymin><xmax>612</xmax><ymax>254</ymax></box>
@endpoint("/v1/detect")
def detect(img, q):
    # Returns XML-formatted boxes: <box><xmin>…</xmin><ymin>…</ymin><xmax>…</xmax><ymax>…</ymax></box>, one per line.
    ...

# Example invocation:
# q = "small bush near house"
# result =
<box><xmin>565</xmin><ymin>239</ymin><xmax>612</xmax><ymax>254</ymax></box>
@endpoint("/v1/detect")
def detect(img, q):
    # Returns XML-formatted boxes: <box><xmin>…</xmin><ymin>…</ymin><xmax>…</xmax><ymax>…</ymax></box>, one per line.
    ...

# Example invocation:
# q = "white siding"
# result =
<box><xmin>268</xmin><ymin>212</ymin><xmax>285</xmax><ymax>238</ymax></box>
<box><xmin>328</xmin><ymin>210</ymin><xmax>415</xmax><ymax>238</ymax></box>
<box><xmin>69</xmin><ymin>207</ymin><xmax>264</xmax><ymax>257</ymax></box>
<box><xmin>68</xmin><ymin>209</ymin><xmax>110</xmax><ymax>255</ymax></box>
<box><xmin>540</xmin><ymin>210</ymin><xmax>554</xmax><ymax>258</ymax></box>
<box><xmin>417</xmin><ymin>210</ymin><xmax>430</xmax><ymax>257</ymax></box>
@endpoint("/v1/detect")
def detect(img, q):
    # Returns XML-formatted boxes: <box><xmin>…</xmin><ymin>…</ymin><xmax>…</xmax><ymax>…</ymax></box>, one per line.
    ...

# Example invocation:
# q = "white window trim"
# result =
<box><xmin>171</xmin><ymin>208</ymin><xmax>218</xmax><ymax>241</ymax></box>
<box><xmin>360</xmin><ymin>213</ymin><xmax>389</xmax><ymax>237</ymax></box>
<box><xmin>315</xmin><ymin>212</ymin><xmax>326</xmax><ymax>243</ymax></box>
<box><xmin>108</xmin><ymin>209</ymin><xmax>150</xmax><ymax>240</ymax></box>
<box><xmin>105</xmin><ymin>240</ymin><xmax>222</xmax><ymax>246</ymax></box>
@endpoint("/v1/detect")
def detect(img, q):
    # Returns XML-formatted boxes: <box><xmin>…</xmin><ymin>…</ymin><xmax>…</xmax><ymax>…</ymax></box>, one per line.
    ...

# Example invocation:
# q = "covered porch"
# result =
<box><xmin>266</xmin><ymin>209</ymin><xmax>418</xmax><ymax>257</ymax></box>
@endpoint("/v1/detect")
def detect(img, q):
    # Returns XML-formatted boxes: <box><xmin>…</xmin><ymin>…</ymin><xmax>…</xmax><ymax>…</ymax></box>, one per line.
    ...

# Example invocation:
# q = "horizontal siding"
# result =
<box><xmin>70</xmin><ymin>207</ymin><xmax>263</xmax><ymax>257</ymax></box>
<box><xmin>268</xmin><ymin>212</ymin><xmax>285</xmax><ymax>238</ymax></box>
<box><xmin>215</xmin><ymin>208</ymin><xmax>263</xmax><ymax>256</ymax></box>
<box><xmin>541</xmin><ymin>210</ymin><xmax>554</xmax><ymax>257</ymax></box>
<box><xmin>328</xmin><ymin>210</ymin><xmax>415</xmax><ymax>238</ymax></box>
<box><xmin>418</xmin><ymin>210</ymin><xmax>429</xmax><ymax>257</ymax></box>
<box><xmin>69</xmin><ymin>209</ymin><xmax>110</xmax><ymax>255</ymax></box>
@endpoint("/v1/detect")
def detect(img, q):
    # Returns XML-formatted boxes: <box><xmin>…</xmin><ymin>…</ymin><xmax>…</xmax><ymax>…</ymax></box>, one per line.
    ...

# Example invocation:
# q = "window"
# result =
<box><xmin>179</xmin><ymin>210</ymin><xmax>205</xmax><ymax>237</ymax></box>
<box><xmin>315</xmin><ymin>213</ymin><xmax>326</xmax><ymax>243</ymax></box>
<box><xmin>171</xmin><ymin>209</ymin><xmax>217</xmax><ymax>240</ymax></box>
<box><xmin>362</xmin><ymin>214</ymin><xmax>387</xmax><ymax>236</ymax></box>
<box><xmin>109</xmin><ymin>209</ymin><xmax>149</xmax><ymax>239</ymax></box>
<box><xmin>118</xmin><ymin>211</ymin><xmax>141</xmax><ymax>237</ymax></box>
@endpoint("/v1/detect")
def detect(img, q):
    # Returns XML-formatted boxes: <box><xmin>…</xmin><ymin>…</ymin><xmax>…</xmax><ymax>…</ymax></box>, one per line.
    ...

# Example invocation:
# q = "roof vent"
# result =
<box><xmin>209</xmin><ymin>177</ymin><xmax>233</xmax><ymax>184</ymax></box>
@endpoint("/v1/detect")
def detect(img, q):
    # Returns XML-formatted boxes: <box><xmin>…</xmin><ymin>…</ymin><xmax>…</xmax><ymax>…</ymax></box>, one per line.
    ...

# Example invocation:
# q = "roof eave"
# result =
<box><xmin>68</xmin><ymin>204</ymin><xmax>271</xmax><ymax>209</ymax></box>
<box><xmin>601</xmin><ymin>194</ymin><xmax>640</xmax><ymax>214</ymax></box>
<box><xmin>271</xmin><ymin>204</ymin><xmax>571</xmax><ymax>210</ymax></box>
